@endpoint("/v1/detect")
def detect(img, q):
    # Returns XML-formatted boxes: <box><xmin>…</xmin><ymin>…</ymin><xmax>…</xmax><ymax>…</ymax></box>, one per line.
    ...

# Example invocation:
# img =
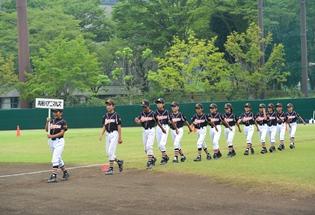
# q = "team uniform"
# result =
<box><xmin>101</xmin><ymin>111</ymin><xmax>124</xmax><ymax>174</ymax></box>
<box><xmin>222</xmin><ymin>112</ymin><xmax>238</xmax><ymax>148</ymax></box>
<box><xmin>256</xmin><ymin>112</ymin><xmax>267</xmax><ymax>144</ymax></box>
<box><xmin>169</xmin><ymin>111</ymin><xmax>187</xmax><ymax>162</ymax></box>
<box><xmin>137</xmin><ymin>110</ymin><xmax>158</xmax><ymax>168</ymax></box>
<box><xmin>155</xmin><ymin>109</ymin><xmax>170</xmax><ymax>162</ymax></box>
<box><xmin>207</xmin><ymin>112</ymin><xmax>222</xmax><ymax>156</ymax></box>
<box><xmin>266</xmin><ymin>111</ymin><xmax>278</xmax><ymax>152</ymax></box>
<box><xmin>286</xmin><ymin>111</ymin><xmax>300</xmax><ymax>148</ymax></box>
<box><xmin>276</xmin><ymin>111</ymin><xmax>287</xmax><ymax>144</ymax></box>
<box><xmin>239</xmin><ymin>111</ymin><xmax>255</xmax><ymax>155</ymax></box>
<box><xmin>47</xmin><ymin>116</ymin><xmax>69</xmax><ymax>183</ymax></box>
<box><xmin>191</xmin><ymin>113</ymin><xmax>212</xmax><ymax>161</ymax></box>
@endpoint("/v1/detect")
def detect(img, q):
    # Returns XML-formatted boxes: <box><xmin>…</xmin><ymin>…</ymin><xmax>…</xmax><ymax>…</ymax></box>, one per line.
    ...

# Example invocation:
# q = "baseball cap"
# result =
<box><xmin>171</xmin><ymin>101</ymin><xmax>179</xmax><ymax>107</ymax></box>
<box><xmin>287</xmin><ymin>103</ymin><xmax>293</xmax><ymax>108</ymax></box>
<box><xmin>155</xmin><ymin>98</ymin><xmax>165</xmax><ymax>104</ymax></box>
<box><xmin>276</xmin><ymin>103</ymin><xmax>283</xmax><ymax>107</ymax></box>
<box><xmin>259</xmin><ymin>103</ymin><xmax>266</xmax><ymax>108</ymax></box>
<box><xmin>195</xmin><ymin>103</ymin><xmax>203</xmax><ymax>109</ymax></box>
<box><xmin>224</xmin><ymin>103</ymin><xmax>232</xmax><ymax>109</ymax></box>
<box><xmin>209</xmin><ymin>103</ymin><xmax>217</xmax><ymax>109</ymax></box>
<box><xmin>141</xmin><ymin>100</ymin><xmax>150</xmax><ymax>107</ymax></box>
<box><xmin>268</xmin><ymin>103</ymin><xmax>274</xmax><ymax>108</ymax></box>
<box><xmin>105</xmin><ymin>99</ymin><xmax>115</xmax><ymax>106</ymax></box>
<box><xmin>244</xmin><ymin>103</ymin><xmax>251</xmax><ymax>108</ymax></box>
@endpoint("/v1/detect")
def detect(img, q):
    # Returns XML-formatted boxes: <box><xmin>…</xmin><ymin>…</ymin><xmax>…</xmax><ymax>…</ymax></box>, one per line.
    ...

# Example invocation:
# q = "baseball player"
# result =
<box><xmin>45</xmin><ymin>109</ymin><xmax>69</xmax><ymax>183</ymax></box>
<box><xmin>155</xmin><ymin>98</ymin><xmax>170</xmax><ymax>165</ymax></box>
<box><xmin>221</xmin><ymin>103</ymin><xmax>241</xmax><ymax>157</ymax></box>
<box><xmin>168</xmin><ymin>101</ymin><xmax>192</xmax><ymax>163</ymax></box>
<box><xmin>266</xmin><ymin>103</ymin><xmax>278</xmax><ymax>153</ymax></box>
<box><xmin>99</xmin><ymin>99</ymin><xmax>124</xmax><ymax>175</ymax></box>
<box><xmin>207</xmin><ymin>103</ymin><xmax>224</xmax><ymax>159</ymax></box>
<box><xmin>286</xmin><ymin>103</ymin><xmax>306</xmax><ymax>149</ymax></box>
<box><xmin>276</xmin><ymin>103</ymin><xmax>287</xmax><ymax>151</ymax></box>
<box><xmin>134</xmin><ymin>100</ymin><xmax>166</xmax><ymax>169</ymax></box>
<box><xmin>190</xmin><ymin>103</ymin><xmax>212</xmax><ymax>161</ymax></box>
<box><xmin>255</xmin><ymin>103</ymin><xmax>268</xmax><ymax>154</ymax></box>
<box><xmin>238</xmin><ymin>103</ymin><xmax>259</xmax><ymax>156</ymax></box>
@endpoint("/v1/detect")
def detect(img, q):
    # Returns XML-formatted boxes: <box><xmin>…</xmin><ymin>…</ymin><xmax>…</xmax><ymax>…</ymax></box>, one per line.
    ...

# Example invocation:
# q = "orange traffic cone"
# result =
<box><xmin>16</xmin><ymin>125</ymin><xmax>21</xmax><ymax>137</ymax></box>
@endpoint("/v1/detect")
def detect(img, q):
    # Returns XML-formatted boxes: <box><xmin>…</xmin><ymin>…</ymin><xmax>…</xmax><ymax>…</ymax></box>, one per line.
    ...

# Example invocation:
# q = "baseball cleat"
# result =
<box><xmin>173</xmin><ymin>158</ymin><xmax>179</xmax><ymax>163</ymax></box>
<box><xmin>250</xmin><ymin>147</ymin><xmax>255</xmax><ymax>154</ymax></box>
<box><xmin>206</xmin><ymin>153</ymin><xmax>212</xmax><ymax>160</ymax></box>
<box><xmin>193</xmin><ymin>155</ymin><xmax>201</xmax><ymax>162</ymax></box>
<box><xmin>117</xmin><ymin>160</ymin><xmax>124</xmax><ymax>172</ymax></box>
<box><xmin>180</xmin><ymin>155</ymin><xmax>186</xmax><ymax>162</ymax></box>
<box><xmin>244</xmin><ymin>149</ymin><xmax>249</xmax><ymax>156</ymax></box>
<box><xmin>269</xmin><ymin>146</ymin><xmax>276</xmax><ymax>153</ymax></box>
<box><xmin>146</xmin><ymin>160</ymin><xmax>154</xmax><ymax>169</ymax></box>
<box><xmin>260</xmin><ymin>147</ymin><xmax>268</xmax><ymax>154</ymax></box>
<box><xmin>277</xmin><ymin>144</ymin><xmax>285</xmax><ymax>151</ymax></box>
<box><xmin>217</xmin><ymin>151</ymin><xmax>222</xmax><ymax>158</ymax></box>
<box><xmin>62</xmin><ymin>171</ymin><xmax>70</xmax><ymax>181</ymax></box>
<box><xmin>47</xmin><ymin>173</ymin><xmax>57</xmax><ymax>183</ymax></box>
<box><xmin>105</xmin><ymin>168</ymin><xmax>114</xmax><ymax>175</ymax></box>
<box><xmin>160</xmin><ymin>156</ymin><xmax>169</xmax><ymax>165</ymax></box>
<box><xmin>289</xmin><ymin>143</ymin><xmax>295</xmax><ymax>149</ymax></box>
<box><xmin>227</xmin><ymin>150</ymin><xmax>236</xmax><ymax>157</ymax></box>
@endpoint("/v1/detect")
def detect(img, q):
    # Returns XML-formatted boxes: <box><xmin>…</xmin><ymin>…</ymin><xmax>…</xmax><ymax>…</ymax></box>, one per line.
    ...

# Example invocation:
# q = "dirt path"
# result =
<box><xmin>0</xmin><ymin>164</ymin><xmax>314</xmax><ymax>215</ymax></box>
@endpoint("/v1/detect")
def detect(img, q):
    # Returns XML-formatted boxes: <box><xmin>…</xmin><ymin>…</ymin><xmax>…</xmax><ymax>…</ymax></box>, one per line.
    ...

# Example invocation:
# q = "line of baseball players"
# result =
<box><xmin>45</xmin><ymin>98</ymin><xmax>306</xmax><ymax>181</ymax></box>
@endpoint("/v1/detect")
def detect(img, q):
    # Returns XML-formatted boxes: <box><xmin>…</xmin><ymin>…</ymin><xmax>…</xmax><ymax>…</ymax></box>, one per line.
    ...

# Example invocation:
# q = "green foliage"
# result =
<box><xmin>0</xmin><ymin>52</ymin><xmax>18</xmax><ymax>93</ymax></box>
<box><xmin>21</xmin><ymin>36</ymin><xmax>104</xmax><ymax>103</ymax></box>
<box><xmin>225</xmin><ymin>23</ymin><xmax>288</xmax><ymax>99</ymax></box>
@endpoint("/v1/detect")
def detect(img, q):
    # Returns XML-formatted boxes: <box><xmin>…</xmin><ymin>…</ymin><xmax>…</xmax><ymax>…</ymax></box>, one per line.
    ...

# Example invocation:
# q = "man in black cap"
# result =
<box><xmin>276</xmin><ymin>103</ymin><xmax>287</xmax><ymax>151</ymax></box>
<box><xmin>266</xmin><ymin>103</ymin><xmax>278</xmax><ymax>153</ymax></box>
<box><xmin>45</xmin><ymin>109</ymin><xmax>69</xmax><ymax>183</ymax></box>
<box><xmin>99</xmin><ymin>99</ymin><xmax>124</xmax><ymax>175</ymax></box>
<box><xmin>255</xmin><ymin>103</ymin><xmax>268</xmax><ymax>154</ymax></box>
<box><xmin>286</xmin><ymin>103</ymin><xmax>306</xmax><ymax>149</ymax></box>
<box><xmin>208</xmin><ymin>103</ymin><xmax>223</xmax><ymax>159</ymax></box>
<box><xmin>169</xmin><ymin>101</ymin><xmax>192</xmax><ymax>163</ymax></box>
<box><xmin>190</xmin><ymin>103</ymin><xmax>212</xmax><ymax>161</ymax></box>
<box><xmin>155</xmin><ymin>98</ymin><xmax>170</xmax><ymax>165</ymax></box>
<box><xmin>135</xmin><ymin>100</ymin><xmax>166</xmax><ymax>169</ymax></box>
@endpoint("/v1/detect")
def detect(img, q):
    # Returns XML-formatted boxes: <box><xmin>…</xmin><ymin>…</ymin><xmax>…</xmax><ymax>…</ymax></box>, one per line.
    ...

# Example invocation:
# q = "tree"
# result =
<box><xmin>0</xmin><ymin>52</ymin><xmax>18</xmax><ymax>94</ymax></box>
<box><xmin>148</xmin><ymin>32</ymin><xmax>231</xmax><ymax>101</ymax></box>
<box><xmin>21</xmin><ymin>36</ymin><xmax>106</xmax><ymax>103</ymax></box>
<box><xmin>224</xmin><ymin>23</ymin><xmax>288</xmax><ymax>99</ymax></box>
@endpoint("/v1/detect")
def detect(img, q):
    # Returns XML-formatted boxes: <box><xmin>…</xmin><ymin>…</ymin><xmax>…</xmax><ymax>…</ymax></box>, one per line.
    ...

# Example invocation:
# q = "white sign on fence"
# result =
<box><xmin>35</xmin><ymin>98</ymin><xmax>64</xmax><ymax>109</ymax></box>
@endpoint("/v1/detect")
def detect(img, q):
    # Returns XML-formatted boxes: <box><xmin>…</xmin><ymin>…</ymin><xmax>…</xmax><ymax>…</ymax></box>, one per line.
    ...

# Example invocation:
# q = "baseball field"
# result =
<box><xmin>1</xmin><ymin>125</ymin><xmax>315</xmax><ymax>214</ymax></box>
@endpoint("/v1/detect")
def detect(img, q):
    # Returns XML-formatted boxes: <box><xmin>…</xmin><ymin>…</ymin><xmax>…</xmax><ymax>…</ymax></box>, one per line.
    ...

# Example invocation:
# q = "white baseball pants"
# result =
<box><xmin>244</xmin><ymin>125</ymin><xmax>254</xmax><ymax>144</ymax></box>
<box><xmin>105</xmin><ymin>131</ymin><xmax>118</xmax><ymax>161</ymax></box>
<box><xmin>288</xmin><ymin>122</ymin><xmax>297</xmax><ymax>138</ymax></box>
<box><xmin>143</xmin><ymin>128</ymin><xmax>155</xmax><ymax>156</ymax></box>
<box><xmin>210</xmin><ymin>126</ymin><xmax>221</xmax><ymax>150</ymax></box>
<box><xmin>48</xmin><ymin>138</ymin><xmax>65</xmax><ymax>167</ymax></box>
<box><xmin>258</xmin><ymin>124</ymin><xmax>267</xmax><ymax>143</ymax></box>
<box><xmin>267</xmin><ymin>125</ymin><xmax>277</xmax><ymax>143</ymax></box>
<box><xmin>171</xmin><ymin>127</ymin><xmax>184</xmax><ymax>149</ymax></box>
<box><xmin>156</xmin><ymin>124</ymin><xmax>169</xmax><ymax>152</ymax></box>
<box><xmin>224</xmin><ymin>126</ymin><xmax>235</xmax><ymax>146</ymax></box>
<box><xmin>277</xmin><ymin>123</ymin><xmax>286</xmax><ymax>141</ymax></box>
<box><xmin>196</xmin><ymin>127</ymin><xmax>207</xmax><ymax>149</ymax></box>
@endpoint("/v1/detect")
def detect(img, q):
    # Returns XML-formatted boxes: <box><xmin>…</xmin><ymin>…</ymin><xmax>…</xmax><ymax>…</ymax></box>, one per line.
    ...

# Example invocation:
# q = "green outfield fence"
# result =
<box><xmin>0</xmin><ymin>98</ymin><xmax>314</xmax><ymax>130</ymax></box>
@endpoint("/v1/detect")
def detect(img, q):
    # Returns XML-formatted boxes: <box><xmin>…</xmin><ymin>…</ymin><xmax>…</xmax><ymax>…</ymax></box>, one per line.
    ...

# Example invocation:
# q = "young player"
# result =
<box><xmin>221</xmin><ymin>103</ymin><xmax>241</xmax><ymax>157</ymax></box>
<box><xmin>99</xmin><ymin>99</ymin><xmax>124</xmax><ymax>175</ymax></box>
<box><xmin>155</xmin><ymin>98</ymin><xmax>170</xmax><ymax>165</ymax></box>
<box><xmin>266</xmin><ymin>103</ymin><xmax>278</xmax><ymax>153</ymax></box>
<box><xmin>276</xmin><ymin>103</ymin><xmax>287</xmax><ymax>151</ymax></box>
<box><xmin>190</xmin><ymin>103</ymin><xmax>212</xmax><ymax>161</ymax></box>
<box><xmin>255</xmin><ymin>103</ymin><xmax>268</xmax><ymax>154</ymax></box>
<box><xmin>286</xmin><ymin>103</ymin><xmax>306</xmax><ymax>149</ymax></box>
<box><xmin>238</xmin><ymin>103</ymin><xmax>259</xmax><ymax>155</ymax></box>
<box><xmin>207</xmin><ymin>103</ymin><xmax>223</xmax><ymax>159</ymax></box>
<box><xmin>168</xmin><ymin>101</ymin><xmax>192</xmax><ymax>163</ymax></box>
<box><xmin>135</xmin><ymin>100</ymin><xmax>166</xmax><ymax>169</ymax></box>
<box><xmin>45</xmin><ymin>109</ymin><xmax>69</xmax><ymax>183</ymax></box>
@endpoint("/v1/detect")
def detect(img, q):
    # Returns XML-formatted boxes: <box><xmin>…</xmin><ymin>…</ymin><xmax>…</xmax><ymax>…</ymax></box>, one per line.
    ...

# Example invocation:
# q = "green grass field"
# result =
<box><xmin>1</xmin><ymin>125</ymin><xmax>315</xmax><ymax>193</ymax></box>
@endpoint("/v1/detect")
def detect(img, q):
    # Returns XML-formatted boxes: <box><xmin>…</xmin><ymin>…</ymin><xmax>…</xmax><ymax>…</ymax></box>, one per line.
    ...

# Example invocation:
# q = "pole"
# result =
<box><xmin>16</xmin><ymin>0</ymin><xmax>30</xmax><ymax>108</ymax></box>
<box><xmin>258</xmin><ymin>0</ymin><xmax>265</xmax><ymax>65</ymax></box>
<box><xmin>300</xmin><ymin>0</ymin><xmax>308</xmax><ymax>97</ymax></box>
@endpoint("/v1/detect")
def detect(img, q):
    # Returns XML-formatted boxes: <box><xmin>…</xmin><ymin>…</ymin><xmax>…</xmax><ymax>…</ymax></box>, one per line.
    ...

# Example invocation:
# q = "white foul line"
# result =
<box><xmin>0</xmin><ymin>164</ymin><xmax>103</xmax><ymax>178</ymax></box>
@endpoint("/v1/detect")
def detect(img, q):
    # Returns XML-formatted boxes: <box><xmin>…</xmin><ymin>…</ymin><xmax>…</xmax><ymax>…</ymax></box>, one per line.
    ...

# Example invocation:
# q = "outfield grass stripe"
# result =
<box><xmin>0</xmin><ymin>164</ymin><xmax>103</xmax><ymax>178</ymax></box>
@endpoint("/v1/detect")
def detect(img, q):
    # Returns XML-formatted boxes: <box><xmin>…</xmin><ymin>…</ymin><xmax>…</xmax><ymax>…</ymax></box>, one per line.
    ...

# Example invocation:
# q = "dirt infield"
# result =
<box><xmin>0</xmin><ymin>164</ymin><xmax>314</xmax><ymax>215</ymax></box>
